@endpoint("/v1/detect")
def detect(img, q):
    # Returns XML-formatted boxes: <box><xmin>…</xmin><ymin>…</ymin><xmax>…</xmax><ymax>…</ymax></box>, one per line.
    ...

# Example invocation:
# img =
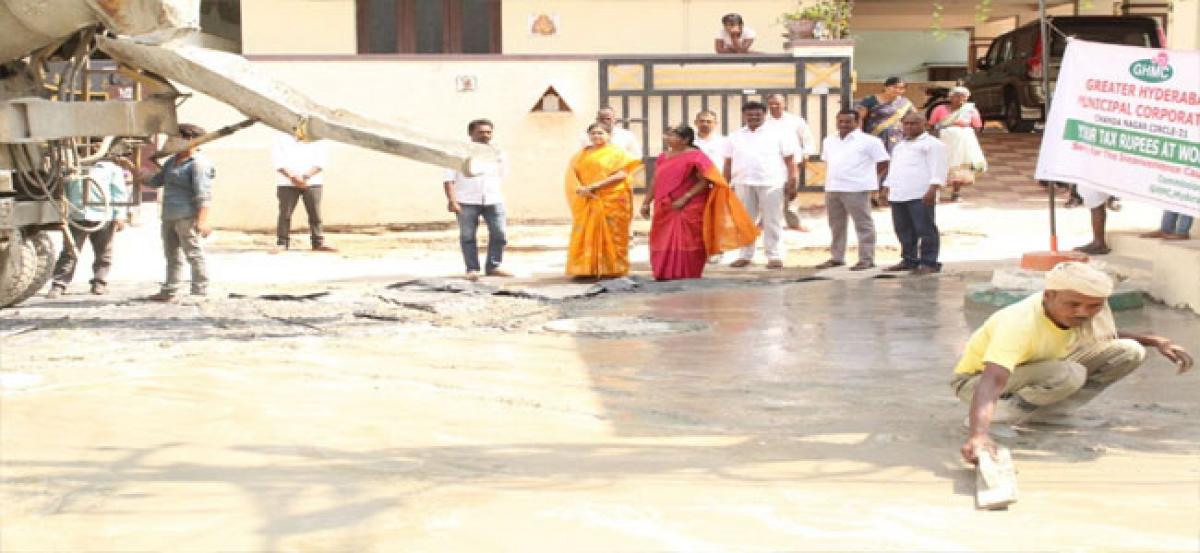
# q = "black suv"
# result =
<box><xmin>963</xmin><ymin>16</ymin><xmax>1164</xmax><ymax>132</ymax></box>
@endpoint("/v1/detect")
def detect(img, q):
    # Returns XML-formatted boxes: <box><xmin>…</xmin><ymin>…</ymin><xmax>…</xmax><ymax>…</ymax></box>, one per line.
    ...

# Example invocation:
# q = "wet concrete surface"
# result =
<box><xmin>2</xmin><ymin>274</ymin><xmax>1199</xmax><ymax>550</ymax></box>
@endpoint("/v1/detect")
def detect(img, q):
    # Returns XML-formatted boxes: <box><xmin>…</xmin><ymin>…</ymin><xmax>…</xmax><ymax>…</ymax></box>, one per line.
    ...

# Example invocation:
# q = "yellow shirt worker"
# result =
<box><xmin>953</xmin><ymin>263</ymin><xmax>1193</xmax><ymax>464</ymax></box>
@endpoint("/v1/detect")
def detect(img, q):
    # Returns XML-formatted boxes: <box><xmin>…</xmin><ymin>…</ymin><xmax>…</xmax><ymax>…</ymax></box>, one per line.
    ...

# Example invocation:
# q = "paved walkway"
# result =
<box><xmin>970</xmin><ymin>131</ymin><xmax>1048</xmax><ymax>205</ymax></box>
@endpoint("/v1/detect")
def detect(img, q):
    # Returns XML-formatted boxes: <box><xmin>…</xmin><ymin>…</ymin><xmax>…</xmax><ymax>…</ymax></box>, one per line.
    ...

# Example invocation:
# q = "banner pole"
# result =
<box><xmin>1039</xmin><ymin>0</ymin><xmax>1056</xmax><ymax>251</ymax></box>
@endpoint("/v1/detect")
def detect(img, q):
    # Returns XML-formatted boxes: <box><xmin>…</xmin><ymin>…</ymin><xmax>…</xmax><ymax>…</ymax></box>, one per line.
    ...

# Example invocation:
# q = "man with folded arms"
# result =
<box><xmin>814</xmin><ymin>109</ymin><xmax>889</xmax><ymax>271</ymax></box>
<box><xmin>882</xmin><ymin>112</ymin><xmax>946</xmax><ymax>275</ymax></box>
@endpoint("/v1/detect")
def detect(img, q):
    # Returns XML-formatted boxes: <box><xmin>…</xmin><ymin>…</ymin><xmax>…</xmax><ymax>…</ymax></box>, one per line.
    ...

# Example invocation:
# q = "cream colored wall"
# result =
<box><xmin>231</xmin><ymin>0</ymin><xmax>1200</xmax><ymax>56</ymax></box>
<box><xmin>1169</xmin><ymin>0</ymin><xmax>1200</xmax><ymax>50</ymax></box>
<box><xmin>176</xmin><ymin>59</ymin><xmax>598</xmax><ymax>229</ymax></box>
<box><xmin>503</xmin><ymin>0</ymin><xmax>795</xmax><ymax>54</ymax></box>
<box><xmin>240</xmin><ymin>0</ymin><xmax>357</xmax><ymax>55</ymax></box>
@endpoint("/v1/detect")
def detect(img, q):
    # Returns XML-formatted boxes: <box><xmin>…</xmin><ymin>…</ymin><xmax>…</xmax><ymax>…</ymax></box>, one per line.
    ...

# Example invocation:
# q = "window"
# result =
<box><xmin>357</xmin><ymin>0</ymin><xmax>502</xmax><ymax>54</ymax></box>
<box><xmin>984</xmin><ymin>40</ymin><xmax>1002</xmax><ymax>67</ymax></box>
<box><xmin>199</xmin><ymin>0</ymin><xmax>242</xmax><ymax>52</ymax></box>
<box><xmin>987</xmin><ymin>36</ymin><xmax>1013</xmax><ymax>66</ymax></box>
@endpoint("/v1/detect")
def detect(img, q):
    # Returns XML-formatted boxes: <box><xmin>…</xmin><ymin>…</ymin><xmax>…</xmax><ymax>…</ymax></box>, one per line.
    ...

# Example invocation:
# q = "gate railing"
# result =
<box><xmin>598</xmin><ymin>54</ymin><xmax>853</xmax><ymax>191</ymax></box>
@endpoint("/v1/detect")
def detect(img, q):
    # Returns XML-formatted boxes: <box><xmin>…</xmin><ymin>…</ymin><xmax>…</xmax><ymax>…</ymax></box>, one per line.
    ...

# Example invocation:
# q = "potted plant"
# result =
<box><xmin>781</xmin><ymin>5</ymin><xmax>824</xmax><ymax>40</ymax></box>
<box><xmin>781</xmin><ymin>1</ymin><xmax>853</xmax><ymax>40</ymax></box>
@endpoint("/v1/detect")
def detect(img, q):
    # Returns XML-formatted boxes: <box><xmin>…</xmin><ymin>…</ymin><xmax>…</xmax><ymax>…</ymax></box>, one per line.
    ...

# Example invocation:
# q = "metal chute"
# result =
<box><xmin>96</xmin><ymin>36</ymin><xmax>497</xmax><ymax>173</ymax></box>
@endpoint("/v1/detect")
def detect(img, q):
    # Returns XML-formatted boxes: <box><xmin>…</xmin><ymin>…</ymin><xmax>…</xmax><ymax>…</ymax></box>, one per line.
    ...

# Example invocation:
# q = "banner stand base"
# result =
<box><xmin>1020</xmin><ymin>250</ymin><xmax>1089</xmax><ymax>271</ymax></box>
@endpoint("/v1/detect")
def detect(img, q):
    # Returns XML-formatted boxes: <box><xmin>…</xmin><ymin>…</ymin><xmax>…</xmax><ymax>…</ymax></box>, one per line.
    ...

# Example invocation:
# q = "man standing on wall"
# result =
<box><xmin>444</xmin><ymin>119</ymin><xmax>511</xmax><ymax>281</ymax></box>
<box><xmin>764</xmin><ymin>93</ymin><xmax>815</xmax><ymax>231</ymax></box>
<box><xmin>272</xmin><ymin>132</ymin><xmax>337</xmax><ymax>253</ymax></box>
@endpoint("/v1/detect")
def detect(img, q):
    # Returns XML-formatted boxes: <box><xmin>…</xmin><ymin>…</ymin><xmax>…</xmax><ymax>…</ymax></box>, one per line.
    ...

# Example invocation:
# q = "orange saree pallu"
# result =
<box><xmin>701</xmin><ymin>160</ymin><xmax>758</xmax><ymax>255</ymax></box>
<box><xmin>565</xmin><ymin>145</ymin><xmax>641</xmax><ymax>277</ymax></box>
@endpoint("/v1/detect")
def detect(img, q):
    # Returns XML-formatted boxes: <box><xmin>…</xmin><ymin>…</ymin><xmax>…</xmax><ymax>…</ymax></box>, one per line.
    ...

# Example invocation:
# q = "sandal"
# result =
<box><xmin>1073</xmin><ymin>243</ymin><xmax>1111</xmax><ymax>255</ymax></box>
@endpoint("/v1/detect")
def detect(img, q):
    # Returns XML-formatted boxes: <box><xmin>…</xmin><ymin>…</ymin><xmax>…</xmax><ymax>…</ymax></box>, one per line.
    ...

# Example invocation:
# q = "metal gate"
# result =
<box><xmin>598</xmin><ymin>54</ymin><xmax>853</xmax><ymax>190</ymax></box>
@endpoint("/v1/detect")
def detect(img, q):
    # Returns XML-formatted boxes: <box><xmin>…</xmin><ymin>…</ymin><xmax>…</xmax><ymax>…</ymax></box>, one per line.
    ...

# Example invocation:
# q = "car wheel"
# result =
<box><xmin>1004</xmin><ymin>95</ymin><xmax>1036</xmax><ymax>133</ymax></box>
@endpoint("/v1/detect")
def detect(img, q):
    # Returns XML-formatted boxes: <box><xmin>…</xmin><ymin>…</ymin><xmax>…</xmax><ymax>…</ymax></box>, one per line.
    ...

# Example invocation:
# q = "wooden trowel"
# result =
<box><xmin>975</xmin><ymin>445</ymin><xmax>1018</xmax><ymax>510</ymax></box>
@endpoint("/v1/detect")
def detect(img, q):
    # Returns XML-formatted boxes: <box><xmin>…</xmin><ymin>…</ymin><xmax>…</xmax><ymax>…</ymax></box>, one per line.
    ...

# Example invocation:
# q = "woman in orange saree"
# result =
<box><xmin>565</xmin><ymin>123</ymin><xmax>641</xmax><ymax>278</ymax></box>
<box><xmin>640</xmin><ymin>124</ymin><xmax>759</xmax><ymax>280</ymax></box>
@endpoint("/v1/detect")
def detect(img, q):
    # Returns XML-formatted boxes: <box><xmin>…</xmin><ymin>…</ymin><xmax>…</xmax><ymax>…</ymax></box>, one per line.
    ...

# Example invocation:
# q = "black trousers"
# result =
<box><xmin>52</xmin><ymin>221</ymin><xmax>116</xmax><ymax>287</ymax></box>
<box><xmin>889</xmin><ymin>199</ymin><xmax>940</xmax><ymax>268</ymax></box>
<box><xmin>276</xmin><ymin>185</ymin><xmax>324</xmax><ymax>247</ymax></box>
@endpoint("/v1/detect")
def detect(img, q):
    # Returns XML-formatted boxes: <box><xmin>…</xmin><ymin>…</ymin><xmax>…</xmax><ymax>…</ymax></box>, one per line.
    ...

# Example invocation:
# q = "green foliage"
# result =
<box><xmin>974</xmin><ymin>0</ymin><xmax>993</xmax><ymax>23</ymax></box>
<box><xmin>780</xmin><ymin>1</ymin><xmax>854</xmax><ymax>39</ymax></box>
<box><xmin>931</xmin><ymin>2</ymin><xmax>947</xmax><ymax>41</ymax></box>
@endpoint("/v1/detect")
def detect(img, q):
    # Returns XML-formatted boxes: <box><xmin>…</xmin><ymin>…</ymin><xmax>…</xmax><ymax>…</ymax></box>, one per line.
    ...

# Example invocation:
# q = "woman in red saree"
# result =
<box><xmin>640</xmin><ymin>124</ymin><xmax>758</xmax><ymax>280</ymax></box>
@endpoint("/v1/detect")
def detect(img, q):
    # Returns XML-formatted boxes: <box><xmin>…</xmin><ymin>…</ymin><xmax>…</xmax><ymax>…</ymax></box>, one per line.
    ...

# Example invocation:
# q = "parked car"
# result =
<box><xmin>963</xmin><ymin>16</ymin><xmax>1164</xmax><ymax>132</ymax></box>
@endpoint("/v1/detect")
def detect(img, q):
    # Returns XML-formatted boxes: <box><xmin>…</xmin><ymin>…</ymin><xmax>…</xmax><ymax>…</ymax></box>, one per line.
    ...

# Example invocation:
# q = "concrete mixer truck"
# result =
<box><xmin>0</xmin><ymin>0</ymin><xmax>495</xmax><ymax>307</ymax></box>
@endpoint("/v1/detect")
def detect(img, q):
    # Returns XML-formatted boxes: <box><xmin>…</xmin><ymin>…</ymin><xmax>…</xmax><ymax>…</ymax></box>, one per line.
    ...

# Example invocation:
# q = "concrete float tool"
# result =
<box><xmin>974</xmin><ymin>446</ymin><xmax>1018</xmax><ymax>510</ymax></box>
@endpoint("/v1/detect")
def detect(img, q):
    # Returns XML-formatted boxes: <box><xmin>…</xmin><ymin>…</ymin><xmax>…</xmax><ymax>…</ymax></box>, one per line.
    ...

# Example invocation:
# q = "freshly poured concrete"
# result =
<box><xmin>2</xmin><ymin>276</ymin><xmax>1198</xmax><ymax>551</ymax></box>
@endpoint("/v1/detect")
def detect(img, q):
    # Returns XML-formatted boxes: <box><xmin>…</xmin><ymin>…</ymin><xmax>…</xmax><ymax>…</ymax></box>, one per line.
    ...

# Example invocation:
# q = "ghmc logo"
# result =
<box><xmin>1130</xmin><ymin>52</ymin><xmax>1174</xmax><ymax>83</ymax></box>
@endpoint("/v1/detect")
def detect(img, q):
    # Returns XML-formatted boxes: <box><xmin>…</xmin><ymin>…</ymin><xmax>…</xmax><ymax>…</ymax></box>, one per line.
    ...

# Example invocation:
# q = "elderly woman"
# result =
<box><xmin>564</xmin><ymin>122</ymin><xmax>641</xmax><ymax>278</ymax></box>
<box><xmin>929</xmin><ymin>86</ymin><xmax>987</xmax><ymax>202</ymax></box>
<box><xmin>714</xmin><ymin>13</ymin><xmax>755</xmax><ymax>54</ymax></box>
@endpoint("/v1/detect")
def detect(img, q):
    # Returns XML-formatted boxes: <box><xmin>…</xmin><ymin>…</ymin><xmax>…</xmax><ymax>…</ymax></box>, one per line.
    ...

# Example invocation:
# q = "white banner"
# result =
<box><xmin>1035</xmin><ymin>39</ymin><xmax>1200</xmax><ymax>218</ymax></box>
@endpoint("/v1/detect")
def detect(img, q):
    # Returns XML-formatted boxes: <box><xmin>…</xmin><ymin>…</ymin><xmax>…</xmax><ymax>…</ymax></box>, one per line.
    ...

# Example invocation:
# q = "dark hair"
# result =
<box><xmin>721</xmin><ymin>13</ymin><xmax>744</xmax><ymax>26</ymax></box>
<box><xmin>665</xmin><ymin>124</ymin><xmax>696</xmax><ymax>147</ymax></box>
<box><xmin>836</xmin><ymin>108</ymin><xmax>859</xmax><ymax>119</ymax></box>
<box><xmin>177</xmin><ymin>123</ymin><xmax>205</xmax><ymax>139</ymax></box>
<box><xmin>468</xmin><ymin>118</ymin><xmax>493</xmax><ymax>133</ymax></box>
<box><xmin>586</xmin><ymin>122</ymin><xmax>612</xmax><ymax>134</ymax></box>
<box><xmin>741</xmin><ymin>101</ymin><xmax>766</xmax><ymax>113</ymax></box>
<box><xmin>884</xmin><ymin>76</ymin><xmax>904</xmax><ymax>87</ymax></box>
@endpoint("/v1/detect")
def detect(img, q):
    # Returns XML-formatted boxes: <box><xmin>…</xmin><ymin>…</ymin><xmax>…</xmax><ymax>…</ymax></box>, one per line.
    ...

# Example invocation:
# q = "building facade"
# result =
<box><xmin>179</xmin><ymin>0</ymin><xmax>1199</xmax><ymax>229</ymax></box>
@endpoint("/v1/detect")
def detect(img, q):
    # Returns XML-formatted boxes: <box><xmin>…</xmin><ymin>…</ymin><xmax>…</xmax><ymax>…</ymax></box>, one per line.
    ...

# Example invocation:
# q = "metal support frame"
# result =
<box><xmin>0</xmin><ymin>97</ymin><xmax>179</xmax><ymax>143</ymax></box>
<box><xmin>599</xmin><ymin>55</ymin><xmax>853</xmax><ymax>191</ymax></box>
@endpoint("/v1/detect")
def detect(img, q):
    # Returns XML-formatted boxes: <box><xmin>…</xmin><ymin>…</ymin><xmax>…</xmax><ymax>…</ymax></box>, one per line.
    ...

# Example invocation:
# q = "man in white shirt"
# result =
<box><xmin>272</xmin><ymin>133</ymin><xmax>336</xmax><ymax>252</ymax></box>
<box><xmin>692</xmin><ymin>109</ymin><xmax>726</xmax><ymax>166</ymax></box>
<box><xmin>765</xmin><ymin>93</ymin><xmax>817</xmax><ymax>231</ymax></box>
<box><xmin>580</xmin><ymin>107</ymin><xmax>642</xmax><ymax>159</ymax></box>
<box><xmin>883</xmin><ymin>112</ymin><xmax>948</xmax><ymax>275</ymax></box>
<box><xmin>816</xmin><ymin>109</ymin><xmax>890</xmax><ymax>271</ymax></box>
<box><xmin>444</xmin><ymin>118</ymin><xmax>511</xmax><ymax>280</ymax></box>
<box><xmin>722</xmin><ymin>101</ymin><xmax>799</xmax><ymax>269</ymax></box>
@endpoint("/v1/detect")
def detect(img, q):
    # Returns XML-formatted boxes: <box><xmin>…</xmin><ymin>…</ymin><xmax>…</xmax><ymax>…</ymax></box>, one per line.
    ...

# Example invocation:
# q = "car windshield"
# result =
<box><xmin>1050</xmin><ymin>24</ymin><xmax>1154</xmax><ymax>57</ymax></box>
